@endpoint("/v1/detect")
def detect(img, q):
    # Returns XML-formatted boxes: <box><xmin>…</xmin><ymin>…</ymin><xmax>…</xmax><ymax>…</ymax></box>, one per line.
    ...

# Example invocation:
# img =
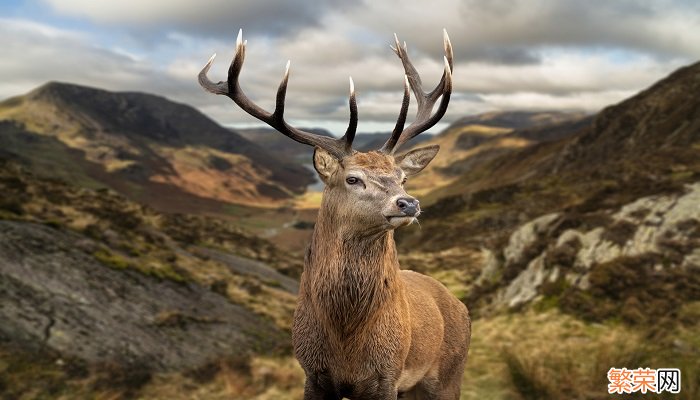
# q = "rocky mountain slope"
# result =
<box><xmin>398</xmin><ymin>61</ymin><xmax>700</xmax><ymax>322</ymax></box>
<box><xmin>0</xmin><ymin>158</ymin><xmax>301</xmax><ymax>392</ymax></box>
<box><xmin>475</xmin><ymin>183</ymin><xmax>700</xmax><ymax>319</ymax></box>
<box><xmin>0</xmin><ymin>220</ymin><xmax>284</xmax><ymax>371</ymax></box>
<box><xmin>0</xmin><ymin>82</ymin><xmax>314</xmax><ymax>211</ymax></box>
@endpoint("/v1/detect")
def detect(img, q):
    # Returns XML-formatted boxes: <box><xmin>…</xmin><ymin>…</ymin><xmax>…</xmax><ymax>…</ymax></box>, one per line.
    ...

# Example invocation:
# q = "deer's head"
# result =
<box><xmin>200</xmin><ymin>30</ymin><xmax>453</xmax><ymax>232</ymax></box>
<box><xmin>312</xmin><ymin>146</ymin><xmax>438</xmax><ymax>231</ymax></box>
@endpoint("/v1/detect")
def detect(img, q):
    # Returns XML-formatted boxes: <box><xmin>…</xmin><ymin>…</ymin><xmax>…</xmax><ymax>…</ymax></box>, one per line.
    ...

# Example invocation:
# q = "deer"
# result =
<box><xmin>199</xmin><ymin>29</ymin><xmax>470</xmax><ymax>400</ymax></box>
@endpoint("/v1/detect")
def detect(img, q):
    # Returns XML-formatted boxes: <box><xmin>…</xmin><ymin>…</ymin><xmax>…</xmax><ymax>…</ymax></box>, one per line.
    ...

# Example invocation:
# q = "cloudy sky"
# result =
<box><xmin>1</xmin><ymin>0</ymin><xmax>699</xmax><ymax>134</ymax></box>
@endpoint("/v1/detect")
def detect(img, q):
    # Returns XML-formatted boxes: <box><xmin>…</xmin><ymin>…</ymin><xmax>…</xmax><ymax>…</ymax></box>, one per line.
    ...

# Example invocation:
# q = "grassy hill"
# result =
<box><xmin>0</xmin><ymin>82</ymin><xmax>314</xmax><ymax>211</ymax></box>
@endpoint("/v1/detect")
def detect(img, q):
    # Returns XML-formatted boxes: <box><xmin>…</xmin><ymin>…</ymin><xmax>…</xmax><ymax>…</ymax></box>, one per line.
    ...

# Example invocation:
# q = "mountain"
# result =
<box><xmin>0</xmin><ymin>82</ymin><xmax>314</xmax><ymax>211</ymax></box>
<box><xmin>237</xmin><ymin>127</ymin><xmax>334</xmax><ymax>163</ymax></box>
<box><xmin>351</xmin><ymin>132</ymin><xmax>435</xmax><ymax>152</ymax></box>
<box><xmin>505</xmin><ymin>115</ymin><xmax>593</xmax><ymax>143</ymax></box>
<box><xmin>238</xmin><ymin>128</ymin><xmax>434</xmax><ymax>165</ymax></box>
<box><xmin>424</xmin><ymin>63</ymin><xmax>700</xmax><ymax>206</ymax></box>
<box><xmin>449</xmin><ymin>110</ymin><xmax>586</xmax><ymax>131</ymax></box>
<box><xmin>397</xmin><ymin>61</ymin><xmax>700</xmax><ymax>323</ymax></box>
<box><xmin>404</xmin><ymin>111</ymin><xmax>588</xmax><ymax>196</ymax></box>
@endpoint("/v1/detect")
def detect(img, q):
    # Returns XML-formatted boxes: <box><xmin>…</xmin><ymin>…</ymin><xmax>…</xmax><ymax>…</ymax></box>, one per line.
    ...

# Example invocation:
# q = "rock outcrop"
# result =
<box><xmin>0</xmin><ymin>220</ymin><xmax>285</xmax><ymax>371</ymax></box>
<box><xmin>479</xmin><ymin>183</ymin><xmax>700</xmax><ymax>312</ymax></box>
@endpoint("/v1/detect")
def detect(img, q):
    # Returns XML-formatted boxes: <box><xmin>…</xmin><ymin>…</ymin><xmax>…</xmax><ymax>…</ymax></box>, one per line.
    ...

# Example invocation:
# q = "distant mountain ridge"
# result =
<box><xmin>237</xmin><ymin>127</ymin><xmax>434</xmax><ymax>164</ymax></box>
<box><xmin>0</xmin><ymin>81</ymin><xmax>314</xmax><ymax>211</ymax></box>
<box><xmin>450</xmin><ymin>110</ymin><xmax>587</xmax><ymax>131</ymax></box>
<box><xmin>424</xmin><ymin>61</ymin><xmax>700</xmax><ymax>205</ymax></box>
<box><xmin>403</xmin><ymin>110</ymin><xmax>588</xmax><ymax>196</ymax></box>
<box><xmin>237</xmin><ymin>127</ymin><xmax>334</xmax><ymax>163</ymax></box>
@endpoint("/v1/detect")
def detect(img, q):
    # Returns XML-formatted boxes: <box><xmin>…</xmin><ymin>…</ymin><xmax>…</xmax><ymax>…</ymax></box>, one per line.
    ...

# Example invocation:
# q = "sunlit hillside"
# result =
<box><xmin>0</xmin><ymin>82</ymin><xmax>314</xmax><ymax>211</ymax></box>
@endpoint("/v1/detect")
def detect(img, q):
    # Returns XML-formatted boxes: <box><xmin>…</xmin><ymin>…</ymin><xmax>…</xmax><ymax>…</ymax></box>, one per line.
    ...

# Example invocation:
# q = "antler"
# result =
<box><xmin>199</xmin><ymin>29</ymin><xmax>357</xmax><ymax>159</ymax></box>
<box><xmin>380</xmin><ymin>30</ymin><xmax>453</xmax><ymax>154</ymax></box>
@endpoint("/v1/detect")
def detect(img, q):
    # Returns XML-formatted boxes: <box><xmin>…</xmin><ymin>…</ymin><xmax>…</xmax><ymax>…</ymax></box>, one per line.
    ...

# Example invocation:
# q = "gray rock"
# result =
<box><xmin>503</xmin><ymin>213</ymin><xmax>559</xmax><ymax>265</ymax></box>
<box><xmin>499</xmin><ymin>254</ymin><xmax>547</xmax><ymax>308</ymax></box>
<box><xmin>0</xmin><ymin>220</ymin><xmax>285</xmax><ymax>371</ymax></box>
<box><xmin>474</xmin><ymin>248</ymin><xmax>500</xmax><ymax>286</ymax></box>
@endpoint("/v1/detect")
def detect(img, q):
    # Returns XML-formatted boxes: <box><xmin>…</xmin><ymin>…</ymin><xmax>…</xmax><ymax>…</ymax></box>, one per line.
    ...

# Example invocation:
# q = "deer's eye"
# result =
<box><xmin>401</xmin><ymin>177</ymin><xmax>407</xmax><ymax>185</ymax></box>
<box><xmin>346</xmin><ymin>177</ymin><xmax>360</xmax><ymax>185</ymax></box>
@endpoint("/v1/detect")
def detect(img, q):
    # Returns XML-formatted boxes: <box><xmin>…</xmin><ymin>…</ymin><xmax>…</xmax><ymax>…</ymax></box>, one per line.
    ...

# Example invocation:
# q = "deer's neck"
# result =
<box><xmin>305</xmin><ymin>206</ymin><xmax>402</xmax><ymax>334</ymax></box>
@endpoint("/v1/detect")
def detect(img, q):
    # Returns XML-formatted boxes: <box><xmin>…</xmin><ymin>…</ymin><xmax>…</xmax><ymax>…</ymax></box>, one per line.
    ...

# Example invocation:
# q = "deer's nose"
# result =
<box><xmin>396</xmin><ymin>197</ymin><xmax>420</xmax><ymax>217</ymax></box>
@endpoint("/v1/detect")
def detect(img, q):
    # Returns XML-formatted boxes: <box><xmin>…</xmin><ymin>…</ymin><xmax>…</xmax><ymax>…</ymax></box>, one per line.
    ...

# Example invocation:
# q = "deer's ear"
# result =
<box><xmin>313</xmin><ymin>147</ymin><xmax>340</xmax><ymax>183</ymax></box>
<box><xmin>395</xmin><ymin>145</ymin><xmax>440</xmax><ymax>176</ymax></box>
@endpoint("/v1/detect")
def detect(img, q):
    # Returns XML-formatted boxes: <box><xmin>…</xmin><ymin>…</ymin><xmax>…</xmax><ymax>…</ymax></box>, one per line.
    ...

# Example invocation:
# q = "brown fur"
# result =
<box><xmin>293</xmin><ymin>148</ymin><xmax>471</xmax><ymax>400</ymax></box>
<box><xmin>345</xmin><ymin>151</ymin><xmax>398</xmax><ymax>174</ymax></box>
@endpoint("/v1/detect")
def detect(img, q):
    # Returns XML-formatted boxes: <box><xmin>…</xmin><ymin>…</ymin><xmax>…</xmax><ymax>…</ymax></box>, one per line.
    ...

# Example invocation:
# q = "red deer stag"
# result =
<box><xmin>199</xmin><ymin>29</ymin><xmax>470</xmax><ymax>400</ymax></box>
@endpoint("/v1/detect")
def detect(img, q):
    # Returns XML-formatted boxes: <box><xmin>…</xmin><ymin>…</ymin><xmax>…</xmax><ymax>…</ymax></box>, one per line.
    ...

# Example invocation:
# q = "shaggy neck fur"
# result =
<box><xmin>305</xmin><ymin>198</ymin><xmax>401</xmax><ymax>337</ymax></box>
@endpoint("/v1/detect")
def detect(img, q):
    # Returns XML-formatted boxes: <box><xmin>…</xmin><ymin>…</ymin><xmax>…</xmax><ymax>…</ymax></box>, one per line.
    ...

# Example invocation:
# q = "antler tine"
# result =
<box><xmin>198</xmin><ymin>29</ymin><xmax>354</xmax><ymax>159</ymax></box>
<box><xmin>380</xmin><ymin>75</ymin><xmax>411</xmax><ymax>153</ymax></box>
<box><xmin>380</xmin><ymin>30</ymin><xmax>454</xmax><ymax>154</ymax></box>
<box><xmin>340</xmin><ymin>77</ymin><xmax>358</xmax><ymax>152</ymax></box>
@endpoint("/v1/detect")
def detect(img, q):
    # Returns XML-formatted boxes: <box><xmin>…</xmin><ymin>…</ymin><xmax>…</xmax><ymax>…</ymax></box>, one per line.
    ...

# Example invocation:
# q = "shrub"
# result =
<box><xmin>601</xmin><ymin>220</ymin><xmax>638</xmax><ymax>246</ymax></box>
<box><xmin>544</xmin><ymin>237</ymin><xmax>582</xmax><ymax>269</ymax></box>
<box><xmin>559</xmin><ymin>254</ymin><xmax>700</xmax><ymax>325</ymax></box>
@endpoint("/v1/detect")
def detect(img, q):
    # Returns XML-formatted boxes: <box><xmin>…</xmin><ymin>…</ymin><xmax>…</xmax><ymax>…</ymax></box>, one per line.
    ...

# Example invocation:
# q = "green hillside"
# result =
<box><xmin>0</xmin><ymin>82</ymin><xmax>314</xmax><ymax>211</ymax></box>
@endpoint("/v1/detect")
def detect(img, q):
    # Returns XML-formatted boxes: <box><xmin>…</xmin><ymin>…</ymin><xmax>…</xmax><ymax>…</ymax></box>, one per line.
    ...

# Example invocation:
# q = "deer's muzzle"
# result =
<box><xmin>396</xmin><ymin>197</ymin><xmax>420</xmax><ymax>217</ymax></box>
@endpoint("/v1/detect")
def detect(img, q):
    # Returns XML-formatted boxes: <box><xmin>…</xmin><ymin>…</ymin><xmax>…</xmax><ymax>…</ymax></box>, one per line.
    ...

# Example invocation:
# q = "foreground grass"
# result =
<box><xmin>464</xmin><ymin>306</ymin><xmax>699</xmax><ymax>400</ymax></box>
<box><xmin>135</xmin><ymin>308</ymin><xmax>697</xmax><ymax>399</ymax></box>
<box><xmin>2</xmin><ymin>306</ymin><xmax>697</xmax><ymax>399</ymax></box>
<box><xmin>137</xmin><ymin>356</ymin><xmax>305</xmax><ymax>400</ymax></box>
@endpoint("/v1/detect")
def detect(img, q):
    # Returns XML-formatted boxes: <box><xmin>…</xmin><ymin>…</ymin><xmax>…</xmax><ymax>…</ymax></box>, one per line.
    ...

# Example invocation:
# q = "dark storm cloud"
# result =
<box><xmin>464</xmin><ymin>46</ymin><xmax>540</xmax><ymax>65</ymax></box>
<box><xmin>43</xmin><ymin>0</ymin><xmax>360</xmax><ymax>39</ymax></box>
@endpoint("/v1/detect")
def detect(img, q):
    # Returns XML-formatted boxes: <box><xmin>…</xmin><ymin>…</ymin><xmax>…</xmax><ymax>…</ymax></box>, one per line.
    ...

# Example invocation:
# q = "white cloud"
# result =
<box><xmin>0</xmin><ymin>18</ymin><xmax>226</xmax><ymax>123</ymax></box>
<box><xmin>454</xmin><ymin>51</ymin><xmax>684</xmax><ymax>95</ymax></box>
<box><xmin>4</xmin><ymin>1</ymin><xmax>699</xmax><ymax>133</ymax></box>
<box><xmin>477</xmin><ymin>90</ymin><xmax>637</xmax><ymax>113</ymax></box>
<box><xmin>0</xmin><ymin>19</ymin><xmax>157</xmax><ymax>95</ymax></box>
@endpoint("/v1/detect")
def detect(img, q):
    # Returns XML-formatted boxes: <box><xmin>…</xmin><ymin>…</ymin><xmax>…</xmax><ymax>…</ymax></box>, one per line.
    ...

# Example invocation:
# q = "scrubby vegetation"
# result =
<box><xmin>559</xmin><ymin>254</ymin><xmax>700</xmax><ymax>325</ymax></box>
<box><xmin>0</xmin><ymin>344</ymin><xmax>153</xmax><ymax>399</ymax></box>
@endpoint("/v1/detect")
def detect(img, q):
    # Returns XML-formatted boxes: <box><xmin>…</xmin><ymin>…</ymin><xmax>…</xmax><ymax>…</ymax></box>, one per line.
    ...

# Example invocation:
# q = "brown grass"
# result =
<box><xmin>3</xmin><ymin>307</ymin><xmax>697</xmax><ymax>399</ymax></box>
<box><xmin>463</xmin><ymin>307</ymin><xmax>700</xmax><ymax>400</ymax></box>
<box><xmin>136</xmin><ymin>356</ymin><xmax>304</xmax><ymax>400</ymax></box>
